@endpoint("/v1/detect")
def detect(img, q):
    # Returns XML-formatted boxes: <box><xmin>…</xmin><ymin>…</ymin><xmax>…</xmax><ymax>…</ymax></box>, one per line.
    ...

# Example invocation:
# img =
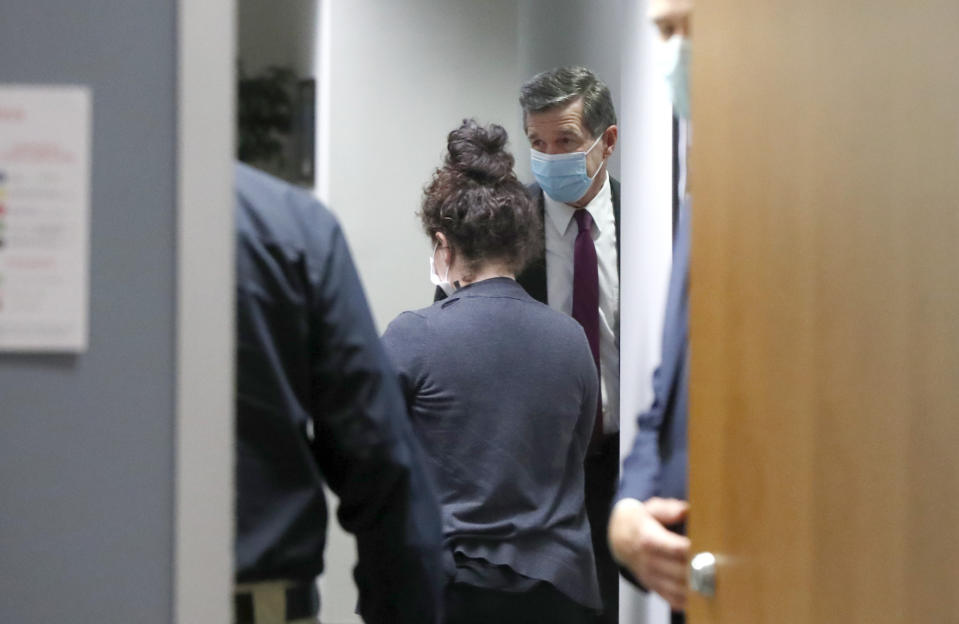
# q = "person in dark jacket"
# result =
<box><xmin>608</xmin><ymin>1</ymin><xmax>694</xmax><ymax>622</ymax></box>
<box><xmin>381</xmin><ymin>120</ymin><xmax>601</xmax><ymax>624</ymax></box>
<box><xmin>234</xmin><ymin>162</ymin><xmax>444</xmax><ymax>624</ymax></box>
<box><xmin>518</xmin><ymin>67</ymin><xmax>622</xmax><ymax>624</ymax></box>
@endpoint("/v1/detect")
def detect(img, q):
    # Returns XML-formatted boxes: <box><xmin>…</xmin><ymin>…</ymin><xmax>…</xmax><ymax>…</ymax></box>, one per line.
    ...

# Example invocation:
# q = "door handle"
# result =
<box><xmin>689</xmin><ymin>552</ymin><xmax>717</xmax><ymax>598</ymax></box>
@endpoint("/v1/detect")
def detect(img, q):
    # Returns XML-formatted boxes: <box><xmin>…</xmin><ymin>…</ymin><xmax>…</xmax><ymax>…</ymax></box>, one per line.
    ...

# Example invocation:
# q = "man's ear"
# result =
<box><xmin>435</xmin><ymin>231</ymin><xmax>449</xmax><ymax>248</ymax></box>
<box><xmin>603</xmin><ymin>125</ymin><xmax>619</xmax><ymax>158</ymax></box>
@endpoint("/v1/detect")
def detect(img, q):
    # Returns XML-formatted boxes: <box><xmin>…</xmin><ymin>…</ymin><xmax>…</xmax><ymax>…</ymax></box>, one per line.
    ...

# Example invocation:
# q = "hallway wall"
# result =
<box><xmin>322</xmin><ymin>0</ymin><xmax>525</xmax><ymax>332</ymax></box>
<box><xmin>0</xmin><ymin>1</ymin><xmax>179</xmax><ymax>621</ymax></box>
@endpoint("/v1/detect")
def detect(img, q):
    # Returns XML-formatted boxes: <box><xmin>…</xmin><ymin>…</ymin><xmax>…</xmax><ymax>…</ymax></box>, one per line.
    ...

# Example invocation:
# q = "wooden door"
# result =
<box><xmin>687</xmin><ymin>1</ymin><xmax>959</xmax><ymax>622</ymax></box>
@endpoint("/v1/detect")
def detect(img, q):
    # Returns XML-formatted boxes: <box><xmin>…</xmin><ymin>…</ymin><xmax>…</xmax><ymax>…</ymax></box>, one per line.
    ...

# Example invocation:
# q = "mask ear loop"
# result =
<box><xmin>585</xmin><ymin>132</ymin><xmax>605</xmax><ymax>155</ymax></box>
<box><xmin>445</xmin><ymin>245</ymin><xmax>460</xmax><ymax>289</ymax></box>
<box><xmin>587</xmin><ymin>131</ymin><xmax>609</xmax><ymax>181</ymax></box>
<box><xmin>435</xmin><ymin>240</ymin><xmax>459</xmax><ymax>290</ymax></box>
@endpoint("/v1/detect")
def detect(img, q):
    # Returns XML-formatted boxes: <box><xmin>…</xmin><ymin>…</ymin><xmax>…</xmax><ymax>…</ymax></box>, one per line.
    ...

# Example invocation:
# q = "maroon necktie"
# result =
<box><xmin>571</xmin><ymin>209</ymin><xmax>603</xmax><ymax>448</ymax></box>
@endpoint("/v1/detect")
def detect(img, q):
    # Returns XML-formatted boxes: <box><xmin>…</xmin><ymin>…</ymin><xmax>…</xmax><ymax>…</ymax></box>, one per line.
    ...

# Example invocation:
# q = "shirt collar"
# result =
<box><xmin>543</xmin><ymin>173</ymin><xmax>612</xmax><ymax>236</ymax></box>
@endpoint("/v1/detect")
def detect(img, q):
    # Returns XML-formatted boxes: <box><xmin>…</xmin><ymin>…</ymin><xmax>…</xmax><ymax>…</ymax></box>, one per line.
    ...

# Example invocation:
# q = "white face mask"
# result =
<box><xmin>429</xmin><ymin>242</ymin><xmax>454</xmax><ymax>296</ymax></box>
<box><xmin>662</xmin><ymin>34</ymin><xmax>691</xmax><ymax>120</ymax></box>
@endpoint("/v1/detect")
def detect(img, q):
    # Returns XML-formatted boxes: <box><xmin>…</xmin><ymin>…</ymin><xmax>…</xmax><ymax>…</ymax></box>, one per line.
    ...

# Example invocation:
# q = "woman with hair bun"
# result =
<box><xmin>382</xmin><ymin>120</ymin><xmax>601</xmax><ymax>623</ymax></box>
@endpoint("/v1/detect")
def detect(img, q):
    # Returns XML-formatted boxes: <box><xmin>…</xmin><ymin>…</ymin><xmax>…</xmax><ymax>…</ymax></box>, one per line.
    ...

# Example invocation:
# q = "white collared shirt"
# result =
<box><xmin>543</xmin><ymin>175</ymin><xmax>620</xmax><ymax>433</ymax></box>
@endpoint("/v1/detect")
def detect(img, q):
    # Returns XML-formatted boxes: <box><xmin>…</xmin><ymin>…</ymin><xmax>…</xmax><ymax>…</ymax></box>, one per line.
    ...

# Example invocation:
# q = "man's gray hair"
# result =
<box><xmin>519</xmin><ymin>66</ymin><xmax>617</xmax><ymax>139</ymax></box>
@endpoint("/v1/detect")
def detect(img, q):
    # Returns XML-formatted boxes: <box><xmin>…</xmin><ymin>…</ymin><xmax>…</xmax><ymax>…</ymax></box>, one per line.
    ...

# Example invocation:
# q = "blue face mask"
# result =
<box><xmin>663</xmin><ymin>35</ymin><xmax>691</xmax><ymax>120</ymax></box>
<box><xmin>530</xmin><ymin>133</ymin><xmax>606</xmax><ymax>204</ymax></box>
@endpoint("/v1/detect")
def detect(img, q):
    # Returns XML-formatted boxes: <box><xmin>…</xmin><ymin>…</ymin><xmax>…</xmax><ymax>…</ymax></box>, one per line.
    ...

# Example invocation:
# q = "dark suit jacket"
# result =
<box><xmin>434</xmin><ymin>177</ymin><xmax>621</xmax><ymax>305</ymax></box>
<box><xmin>235</xmin><ymin>163</ymin><xmax>445</xmax><ymax>624</ymax></box>
<box><xmin>617</xmin><ymin>199</ymin><xmax>690</xmax><ymax>504</ymax></box>
<box><xmin>517</xmin><ymin>179</ymin><xmax>621</xmax><ymax>305</ymax></box>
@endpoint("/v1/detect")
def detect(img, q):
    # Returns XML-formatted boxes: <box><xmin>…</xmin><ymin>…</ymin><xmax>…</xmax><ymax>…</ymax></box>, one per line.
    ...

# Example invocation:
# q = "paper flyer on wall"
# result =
<box><xmin>0</xmin><ymin>85</ymin><xmax>91</xmax><ymax>352</ymax></box>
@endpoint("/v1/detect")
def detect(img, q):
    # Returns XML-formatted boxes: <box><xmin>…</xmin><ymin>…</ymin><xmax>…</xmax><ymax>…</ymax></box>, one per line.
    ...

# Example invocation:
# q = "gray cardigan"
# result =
<box><xmin>382</xmin><ymin>277</ymin><xmax>601</xmax><ymax>610</ymax></box>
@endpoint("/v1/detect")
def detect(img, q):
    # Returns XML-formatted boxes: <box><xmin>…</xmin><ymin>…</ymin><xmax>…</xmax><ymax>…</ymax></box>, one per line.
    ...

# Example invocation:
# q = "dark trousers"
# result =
<box><xmin>585</xmin><ymin>432</ymin><xmax>620</xmax><ymax>624</ymax></box>
<box><xmin>445</xmin><ymin>582</ymin><xmax>594</xmax><ymax>624</ymax></box>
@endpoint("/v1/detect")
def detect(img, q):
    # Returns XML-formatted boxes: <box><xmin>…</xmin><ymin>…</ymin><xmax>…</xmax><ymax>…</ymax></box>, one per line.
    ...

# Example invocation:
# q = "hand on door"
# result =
<box><xmin>608</xmin><ymin>497</ymin><xmax>691</xmax><ymax>611</ymax></box>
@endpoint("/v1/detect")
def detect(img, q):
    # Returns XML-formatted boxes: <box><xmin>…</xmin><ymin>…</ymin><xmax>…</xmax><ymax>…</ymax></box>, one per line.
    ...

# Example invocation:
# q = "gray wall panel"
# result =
<box><xmin>0</xmin><ymin>1</ymin><xmax>177</xmax><ymax>621</ymax></box>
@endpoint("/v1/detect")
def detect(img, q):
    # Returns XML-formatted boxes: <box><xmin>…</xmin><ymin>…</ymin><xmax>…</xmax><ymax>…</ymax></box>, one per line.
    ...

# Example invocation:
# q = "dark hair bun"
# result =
<box><xmin>445</xmin><ymin>119</ymin><xmax>515</xmax><ymax>183</ymax></box>
<box><xmin>419</xmin><ymin>119</ymin><xmax>542</xmax><ymax>276</ymax></box>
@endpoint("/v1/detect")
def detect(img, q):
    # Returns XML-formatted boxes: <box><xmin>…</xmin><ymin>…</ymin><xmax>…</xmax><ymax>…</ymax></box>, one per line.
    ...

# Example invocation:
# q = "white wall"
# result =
<box><xmin>176</xmin><ymin>0</ymin><xmax>235</xmax><ymax>621</ymax></box>
<box><xmin>322</xmin><ymin>0</ymin><xmax>525</xmax><ymax>331</ymax></box>
<box><xmin>617</xmin><ymin>0</ymin><xmax>675</xmax><ymax>621</ymax></box>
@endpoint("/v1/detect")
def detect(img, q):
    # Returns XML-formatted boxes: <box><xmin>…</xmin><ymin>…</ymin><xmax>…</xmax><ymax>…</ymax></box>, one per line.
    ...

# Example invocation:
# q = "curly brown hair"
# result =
<box><xmin>419</xmin><ymin>119</ymin><xmax>541</xmax><ymax>277</ymax></box>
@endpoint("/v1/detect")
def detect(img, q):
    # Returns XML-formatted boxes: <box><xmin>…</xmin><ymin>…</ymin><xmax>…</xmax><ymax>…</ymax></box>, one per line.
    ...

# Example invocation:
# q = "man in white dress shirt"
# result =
<box><xmin>518</xmin><ymin>66</ymin><xmax>621</xmax><ymax>624</ymax></box>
